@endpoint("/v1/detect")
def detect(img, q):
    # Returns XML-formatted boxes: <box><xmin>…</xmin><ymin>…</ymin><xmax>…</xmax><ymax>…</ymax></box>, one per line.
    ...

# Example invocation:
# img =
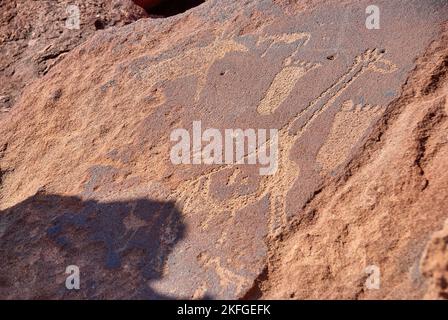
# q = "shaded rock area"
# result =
<box><xmin>0</xmin><ymin>0</ymin><xmax>447</xmax><ymax>299</ymax></box>
<box><xmin>0</xmin><ymin>0</ymin><xmax>147</xmax><ymax>112</ymax></box>
<box><xmin>0</xmin><ymin>193</ymin><xmax>184</xmax><ymax>299</ymax></box>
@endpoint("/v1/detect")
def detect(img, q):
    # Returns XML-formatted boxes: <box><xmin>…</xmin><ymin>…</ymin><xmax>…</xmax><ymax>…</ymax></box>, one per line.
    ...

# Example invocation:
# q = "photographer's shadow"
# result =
<box><xmin>0</xmin><ymin>192</ymin><xmax>185</xmax><ymax>299</ymax></box>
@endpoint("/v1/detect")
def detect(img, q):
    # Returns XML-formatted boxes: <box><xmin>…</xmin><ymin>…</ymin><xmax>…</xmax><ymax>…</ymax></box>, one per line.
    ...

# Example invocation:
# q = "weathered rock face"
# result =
<box><xmin>133</xmin><ymin>0</ymin><xmax>163</xmax><ymax>10</ymax></box>
<box><xmin>421</xmin><ymin>219</ymin><xmax>448</xmax><ymax>299</ymax></box>
<box><xmin>0</xmin><ymin>0</ymin><xmax>447</xmax><ymax>299</ymax></box>
<box><xmin>0</xmin><ymin>0</ymin><xmax>147</xmax><ymax>113</ymax></box>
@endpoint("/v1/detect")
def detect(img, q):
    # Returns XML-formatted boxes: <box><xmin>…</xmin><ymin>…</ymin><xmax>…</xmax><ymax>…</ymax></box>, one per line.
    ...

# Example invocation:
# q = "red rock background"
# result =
<box><xmin>0</xmin><ymin>0</ymin><xmax>447</xmax><ymax>299</ymax></box>
<box><xmin>0</xmin><ymin>0</ymin><xmax>147</xmax><ymax>112</ymax></box>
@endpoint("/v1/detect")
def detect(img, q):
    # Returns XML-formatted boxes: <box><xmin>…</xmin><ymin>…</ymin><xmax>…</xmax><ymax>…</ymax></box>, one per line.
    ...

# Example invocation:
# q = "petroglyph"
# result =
<box><xmin>1</xmin><ymin>0</ymin><xmax>446</xmax><ymax>301</ymax></box>
<box><xmin>133</xmin><ymin>19</ymin><xmax>397</xmax><ymax>298</ymax></box>
<box><xmin>198</xmin><ymin>252</ymin><xmax>250</xmax><ymax>296</ymax></box>
<box><xmin>257</xmin><ymin>33</ymin><xmax>320</xmax><ymax>115</ymax></box>
<box><xmin>132</xmin><ymin>37</ymin><xmax>249</xmax><ymax>102</ymax></box>
<box><xmin>136</xmin><ymin>31</ymin><xmax>317</xmax><ymax>110</ymax></box>
<box><xmin>257</xmin><ymin>32</ymin><xmax>311</xmax><ymax>58</ymax></box>
<box><xmin>257</xmin><ymin>61</ymin><xmax>319</xmax><ymax>115</ymax></box>
<box><xmin>290</xmin><ymin>49</ymin><xmax>397</xmax><ymax>136</ymax></box>
<box><xmin>168</xmin><ymin>49</ymin><xmax>399</xmax><ymax>269</ymax></box>
<box><xmin>159</xmin><ymin>29</ymin><xmax>398</xmax><ymax>295</ymax></box>
<box><xmin>257</xmin><ymin>32</ymin><xmax>317</xmax><ymax>115</ymax></box>
<box><xmin>317</xmin><ymin>100</ymin><xmax>384</xmax><ymax>174</ymax></box>
<box><xmin>172</xmin><ymin>48</ymin><xmax>398</xmax><ymax>224</ymax></box>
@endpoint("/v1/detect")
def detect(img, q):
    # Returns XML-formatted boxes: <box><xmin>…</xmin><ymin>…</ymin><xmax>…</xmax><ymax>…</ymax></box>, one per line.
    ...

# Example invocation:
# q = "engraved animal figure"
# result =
<box><xmin>132</xmin><ymin>37</ymin><xmax>249</xmax><ymax>102</ymax></box>
<box><xmin>169</xmin><ymin>42</ymin><xmax>397</xmax><ymax>296</ymax></box>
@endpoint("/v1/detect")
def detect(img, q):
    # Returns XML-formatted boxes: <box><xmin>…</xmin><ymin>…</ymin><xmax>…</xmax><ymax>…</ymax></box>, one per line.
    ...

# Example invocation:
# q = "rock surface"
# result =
<box><xmin>0</xmin><ymin>0</ymin><xmax>447</xmax><ymax>299</ymax></box>
<box><xmin>421</xmin><ymin>219</ymin><xmax>448</xmax><ymax>300</ymax></box>
<box><xmin>0</xmin><ymin>0</ymin><xmax>147</xmax><ymax>113</ymax></box>
<box><xmin>261</xmin><ymin>27</ymin><xmax>448</xmax><ymax>299</ymax></box>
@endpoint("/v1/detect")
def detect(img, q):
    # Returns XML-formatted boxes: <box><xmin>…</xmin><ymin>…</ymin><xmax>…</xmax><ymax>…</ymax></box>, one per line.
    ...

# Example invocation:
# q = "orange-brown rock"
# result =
<box><xmin>0</xmin><ymin>0</ymin><xmax>147</xmax><ymax>113</ymax></box>
<box><xmin>0</xmin><ymin>0</ymin><xmax>447</xmax><ymax>299</ymax></box>
<box><xmin>260</xmin><ymin>28</ymin><xmax>448</xmax><ymax>299</ymax></box>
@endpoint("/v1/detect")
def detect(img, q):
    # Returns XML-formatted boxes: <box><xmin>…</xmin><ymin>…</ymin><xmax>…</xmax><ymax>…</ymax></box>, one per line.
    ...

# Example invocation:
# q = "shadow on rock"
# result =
<box><xmin>0</xmin><ymin>193</ymin><xmax>185</xmax><ymax>299</ymax></box>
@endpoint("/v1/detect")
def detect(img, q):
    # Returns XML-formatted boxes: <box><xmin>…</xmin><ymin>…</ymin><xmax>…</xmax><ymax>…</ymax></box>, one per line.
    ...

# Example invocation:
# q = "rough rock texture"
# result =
<box><xmin>133</xmin><ymin>0</ymin><xmax>163</xmax><ymax>10</ymax></box>
<box><xmin>421</xmin><ymin>219</ymin><xmax>448</xmax><ymax>299</ymax></box>
<box><xmin>0</xmin><ymin>0</ymin><xmax>447</xmax><ymax>299</ymax></box>
<box><xmin>0</xmin><ymin>0</ymin><xmax>147</xmax><ymax>113</ymax></box>
<box><xmin>260</xmin><ymin>27</ymin><xmax>448</xmax><ymax>299</ymax></box>
<box><xmin>133</xmin><ymin>0</ymin><xmax>207</xmax><ymax>18</ymax></box>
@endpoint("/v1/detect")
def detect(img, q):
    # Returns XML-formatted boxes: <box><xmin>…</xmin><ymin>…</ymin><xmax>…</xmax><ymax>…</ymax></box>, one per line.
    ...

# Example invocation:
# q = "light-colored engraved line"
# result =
<box><xmin>317</xmin><ymin>100</ymin><xmax>384</xmax><ymax>174</ymax></box>
<box><xmin>295</xmin><ymin>51</ymin><xmax>379</xmax><ymax>135</ymax></box>
<box><xmin>165</xmin><ymin>46</ymin><xmax>398</xmax><ymax>296</ymax></box>
<box><xmin>292</xmin><ymin>49</ymin><xmax>397</xmax><ymax>137</ymax></box>
<box><xmin>228</xmin><ymin>50</ymin><xmax>392</xmax><ymax>169</ymax></box>
<box><xmin>257</xmin><ymin>61</ymin><xmax>320</xmax><ymax>115</ymax></box>
<box><xmin>168</xmin><ymin>50</ymin><xmax>399</xmax><ymax>286</ymax></box>
<box><xmin>171</xmin><ymin>50</ymin><xmax>382</xmax><ymax>205</ymax></box>
<box><xmin>135</xmin><ymin>38</ymin><xmax>249</xmax><ymax>103</ymax></box>
<box><xmin>194</xmin><ymin>50</ymin><xmax>392</xmax><ymax>230</ymax></box>
<box><xmin>226</xmin><ymin>167</ymin><xmax>241</xmax><ymax>185</ymax></box>
<box><xmin>256</xmin><ymin>32</ymin><xmax>315</xmax><ymax>115</ymax></box>
<box><xmin>284</xmin><ymin>50</ymin><xmax>374</xmax><ymax>131</ymax></box>
<box><xmin>199</xmin><ymin>254</ymin><xmax>251</xmax><ymax>296</ymax></box>
<box><xmin>257</xmin><ymin>32</ymin><xmax>311</xmax><ymax>58</ymax></box>
<box><xmin>194</xmin><ymin>38</ymin><xmax>250</xmax><ymax>102</ymax></box>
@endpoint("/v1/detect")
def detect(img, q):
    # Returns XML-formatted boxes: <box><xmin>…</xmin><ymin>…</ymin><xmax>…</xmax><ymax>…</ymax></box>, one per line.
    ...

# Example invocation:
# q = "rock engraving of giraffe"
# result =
<box><xmin>166</xmin><ymin>32</ymin><xmax>397</xmax><ymax>294</ymax></box>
